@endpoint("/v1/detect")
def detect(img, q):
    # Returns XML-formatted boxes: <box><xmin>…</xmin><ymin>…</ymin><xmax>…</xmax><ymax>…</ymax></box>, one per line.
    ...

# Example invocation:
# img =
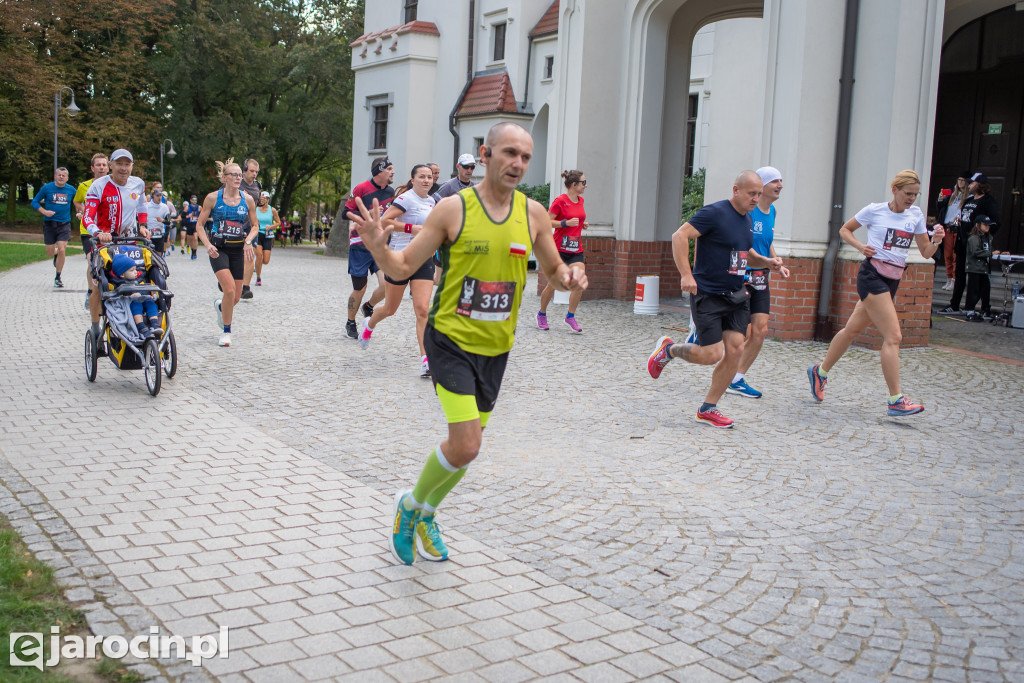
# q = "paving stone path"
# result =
<box><xmin>1</xmin><ymin>245</ymin><xmax>1022</xmax><ymax>682</ymax></box>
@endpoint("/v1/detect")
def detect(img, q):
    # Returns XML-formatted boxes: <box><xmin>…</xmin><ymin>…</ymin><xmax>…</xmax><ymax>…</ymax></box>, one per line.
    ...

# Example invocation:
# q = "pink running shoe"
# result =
<box><xmin>536</xmin><ymin>312</ymin><xmax>549</xmax><ymax>330</ymax></box>
<box><xmin>695</xmin><ymin>407</ymin><xmax>734</xmax><ymax>429</ymax></box>
<box><xmin>564</xmin><ymin>316</ymin><xmax>582</xmax><ymax>333</ymax></box>
<box><xmin>647</xmin><ymin>336</ymin><xmax>674</xmax><ymax>379</ymax></box>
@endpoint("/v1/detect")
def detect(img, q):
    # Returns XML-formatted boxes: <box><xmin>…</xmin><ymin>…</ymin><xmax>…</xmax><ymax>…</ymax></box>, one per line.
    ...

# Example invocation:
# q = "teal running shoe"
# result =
<box><xmin>415</xmin><ymin>514</ymin><xmax>449</xmax><ymax>561</ymax></box>
<box><xmin>389</xmin><ymin>490</ymin><xmax>418</xmax><ymax>565</ymax></box>
<box><xmin>726</xmin><ymin>378</ymin><xmax>762</xmax><ymax>398</ymax></box>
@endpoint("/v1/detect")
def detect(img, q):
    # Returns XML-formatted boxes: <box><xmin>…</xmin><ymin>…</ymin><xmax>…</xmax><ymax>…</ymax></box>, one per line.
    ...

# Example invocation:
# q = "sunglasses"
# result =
<box><xmin>461</xmin><ymin>164</ymin><xmax>476</xmax><ymax>170</ymax></box>
<box><xmin>578</xmin><ymin>179</ymin><xmax>587</xmax><ymax>186</ymax></box>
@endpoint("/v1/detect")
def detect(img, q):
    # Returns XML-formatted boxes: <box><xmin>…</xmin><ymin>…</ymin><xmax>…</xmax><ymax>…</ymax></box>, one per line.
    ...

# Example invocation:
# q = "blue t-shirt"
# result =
<box><xmin>688</xmin><ymin>199</ymin><xmax>754</xmax><ymax>294</ymax></box>
<box><xmin>210</xmin><ymin>189</ymin><xmax>249</xmax><ymax>241</ymax></box>
<box><xmin>31</xmin><ymin>182</ymin><xmax>74</xmax><ymax>223</ymax></box>
<box><xmin>750</xmin><ymin>205</ymin><xmax>775</xmax><ymax>265</ymax></box>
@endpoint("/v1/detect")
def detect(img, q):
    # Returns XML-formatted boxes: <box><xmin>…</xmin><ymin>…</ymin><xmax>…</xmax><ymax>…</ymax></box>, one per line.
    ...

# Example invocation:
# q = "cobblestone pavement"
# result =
<box><xmin>1</xmin><ymin>245</ymin><xmax>1022</xmax><ymax>682</ymax></box>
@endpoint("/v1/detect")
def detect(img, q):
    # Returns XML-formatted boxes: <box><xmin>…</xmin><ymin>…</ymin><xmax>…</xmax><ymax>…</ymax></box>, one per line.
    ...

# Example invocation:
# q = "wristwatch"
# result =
<box><xmin>245</xmin><ymin>239</ymin><xmax>253</xmax><ymax>246</ymax></box>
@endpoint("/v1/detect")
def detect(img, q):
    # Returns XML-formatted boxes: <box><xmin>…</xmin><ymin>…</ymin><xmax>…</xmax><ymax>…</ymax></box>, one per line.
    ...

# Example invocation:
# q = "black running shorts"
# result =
<box><xmin>423</xmin><ymin>325</ymin><xmax>509</xmax><ymax>415</ymax></box>
<box><xmin>856</xmin><ymin>258</ymin><xmax>900</xmax><ymax>301</ymax></box>
<box><xmin>691</xmin><ymin>289</ymin><xmax>751</xmax><ymax>347</ymax></box>
<box><xmin>210</xmin><ymin>246</ymin><xmax>245</xmax><ymax>281</ymax></box>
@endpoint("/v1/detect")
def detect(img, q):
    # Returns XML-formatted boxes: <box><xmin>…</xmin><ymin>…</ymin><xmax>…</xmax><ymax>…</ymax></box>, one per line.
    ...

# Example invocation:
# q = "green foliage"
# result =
<box><xmin>681</xmin><ymin>168</ymin><xmax>706</xmax><ymax>223</ymax></box>
<box><xmin>517</xmin><ymin>183</ymin><xmax>550</xmax><ymax>207</ymax></box>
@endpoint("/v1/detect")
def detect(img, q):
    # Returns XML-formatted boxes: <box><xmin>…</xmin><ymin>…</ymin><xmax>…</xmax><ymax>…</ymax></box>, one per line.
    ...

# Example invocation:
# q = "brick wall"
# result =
<box><xmin>536</xmin><ymin>239</ymin><xmax>933</xmax><ymax>347</ymax></box>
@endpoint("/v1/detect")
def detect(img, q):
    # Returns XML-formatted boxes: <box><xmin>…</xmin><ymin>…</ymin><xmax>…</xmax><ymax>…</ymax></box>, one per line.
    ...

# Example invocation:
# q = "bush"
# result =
<box><xmin>681</xmin><ymin>168</ymin><xmax>706</xmax><ymax>223</ymax></box>
<box><xmin>517</xmin><ymin>183</ymin><xmax>550</xmax><ymax>207</ymax></box>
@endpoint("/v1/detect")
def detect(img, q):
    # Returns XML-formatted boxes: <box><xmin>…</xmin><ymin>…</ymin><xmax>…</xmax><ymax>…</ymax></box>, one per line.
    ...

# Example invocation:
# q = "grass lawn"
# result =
<box><xmin>0</xmin><ymin>243</ymin><xmax>83</xmax><ymax>273</ymax></box>
<box><xmin>1</xmin><ymin>519</ymin><xmax>83</xmax><ymax>681</ymax></box>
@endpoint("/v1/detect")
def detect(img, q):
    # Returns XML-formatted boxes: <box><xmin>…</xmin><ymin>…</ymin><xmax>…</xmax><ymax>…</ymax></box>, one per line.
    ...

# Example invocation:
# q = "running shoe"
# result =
<box><xmin>362</xmin><ymin>302</ymin><xmax>374</xmax><ymax>318</ymax></box>
<box><xmin>726</xmin><ymin>378</ymin><xmax>762</xmax><ymax>399</ymax></box>
<box><xmin>191</xmin><ymin>253</ymin><xmax>197</xmax><ymax>260</ymax></box>
<box><xmin>942</xmin><ymin>279</ymin><xmax>954</xmax><ymax>291</ymax></box>
<box><xmin>415</xmin><ymin>514</ymin><xmax>448</xmax><ymax>561</ymax></box>
<box><xmin>215</xmin><ymin>299</ymin><xmax>223</xmax><ymax>329</ymax></box>
<box><xmin>695</xmin><ymin>407</ymin><xmax>734</xmax><ymax>428</ymax></box>
<box><xmin>359</xmin><ymin>321</ymin><xmax>372</xmax><ymax>350</ymax></box>
<box><xmin>54</xmin><ymin>276</ymin><xmax>64</xmax><ymax>288</ymax></box>
<box><xmin>241</xmin><ymin>285</ymin><xmax>253</xmax><ymax>300</ymax></box>
<box><xmin>684</xmin><ymin>328</ymin><xmax>699</xmax><ymax>345</ymax></box>
<box><xmin>218</xmin><ymin>333</ymin><xmax>231</xmax><ymax>347</ymax></box>
<box><xmin>938</xmin><ymin>306</ymin><xmax>959</xmax><ymax>314</ymax></box>
<box><xmin>965</xmin><ymin>312</ymin><xmax>983</xmax><ymax>322</ymax></box>
<box><xmin>807</xmin><ymin>364</ymin><xmax>826</xmax><ymax>402</ymax></box>
<box><xmin>564</xmin><ymin>316</ymin><xmax>583</xmax><ymax>333</ymax></box>
<box><xmin>647</xmin><ymin>336</ymin><xmax>674</xmax><ymax>379</ymax></box>
<box><xmin>346</xmin><ymin>320</ymin><xmax>358</xmax><ymax>339</ymax></box>
<box><xmin>255</xmin><ymin>277</ymin><xmax>262</xmax><ymax>286</ymax></box>
<box><xmin>389</xmin><ymin>490</ymin><xmax>418</xmax><ymax>565</ymax></box>
<box><xmin>537</xmin><ymin>312</ymin><xmax>549</xmax><ymax>330</ymax></box>
<box><xmin>420</xmin><ymin>356</ymin><xmax>430</xmax><ymax>378</ymax></box>
<box><xmin>887</xmin><ymin>396</ymin><xmax>924</xmax><ymax>417</ymax></box>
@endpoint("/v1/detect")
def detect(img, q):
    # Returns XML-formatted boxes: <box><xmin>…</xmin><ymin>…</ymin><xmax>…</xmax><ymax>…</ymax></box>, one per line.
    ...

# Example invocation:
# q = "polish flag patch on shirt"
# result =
<box><xmin>509</xmin><ymin>242</ymin><xmax>527</xmax><ymax>257</ymax></box>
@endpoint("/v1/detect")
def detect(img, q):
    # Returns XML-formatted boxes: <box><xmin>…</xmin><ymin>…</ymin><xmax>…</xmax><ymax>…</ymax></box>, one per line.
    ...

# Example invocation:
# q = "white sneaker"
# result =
<box><xmin>214</xmin><ymin>298</ymin><xmax>223</xmax><ymax>329</ymax></box>
<box><xmin>218</xmin><ymin>333</ymin><xmax>231</xmax><ymax>347</ymax></box>
<box><xmin>420</xmin><ymin>356</ymin><xmax>430</xmax><ymax>378</ymax></box>
<box><xmin>943</xmin><ymin>279</ymin><xmax>954</xmax><ymax>291</ymax></box>
<box><xmin>359</xmin><ymin>321</ymin><xmax>371</xmax><ymax>350</ymax></box>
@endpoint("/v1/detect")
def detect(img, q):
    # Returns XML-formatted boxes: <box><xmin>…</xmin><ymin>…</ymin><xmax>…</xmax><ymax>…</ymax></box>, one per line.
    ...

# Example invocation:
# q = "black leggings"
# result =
<box><xmin>964</xmin><ymin>272</ymin><xmax>990</xmax><ymax>314</ymax></box>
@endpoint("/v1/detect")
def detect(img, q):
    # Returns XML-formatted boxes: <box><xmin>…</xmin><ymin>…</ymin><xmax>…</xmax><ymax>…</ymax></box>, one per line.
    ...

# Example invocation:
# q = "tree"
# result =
<box><xmin>156</xmin><ymin>0</ymin><xmax>362</xmax><ymax>216</ymax></box>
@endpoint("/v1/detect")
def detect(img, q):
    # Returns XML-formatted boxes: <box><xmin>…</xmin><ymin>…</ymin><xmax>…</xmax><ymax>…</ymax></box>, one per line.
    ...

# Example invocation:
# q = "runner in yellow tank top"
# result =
<box><xmin>348</xmin><ymin>122</ymin><xmax>588</xmax><ymax>566</ymax></box>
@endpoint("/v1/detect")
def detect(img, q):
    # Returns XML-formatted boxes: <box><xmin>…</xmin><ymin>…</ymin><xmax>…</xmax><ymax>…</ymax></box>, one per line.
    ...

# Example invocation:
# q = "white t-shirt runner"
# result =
<box><xmin>389</xmin><ymin>190</ymin><xmax>435</xmax><ymax>251</ymax></box>
<box><xmin>146</xmin><ymin>200</ymin><xmax>171</xmax><ymax>238</ymax></box>
<box><xmin>853</xmin><ymin>203</ymin><xmax>926</xmax><ymax>267</ymax></box>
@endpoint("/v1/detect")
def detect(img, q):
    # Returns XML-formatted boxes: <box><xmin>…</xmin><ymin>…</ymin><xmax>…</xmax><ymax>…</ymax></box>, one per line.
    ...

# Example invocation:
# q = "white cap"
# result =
<box><xmin>755</xmin><ymin>166</ymin><xmax>782</xmax><ymax>186</ymax></box>
<box><xmin>457</xmin><ymin>153</ymin><xmax>476</xmax><ymax>167</ymax></box>
<box><xmin>110</xmin><ymin>148</ymin><xmax>134</xmax><ymax>163</ymax></box>
<box><xmin>260</xmin><ymin>190</ymin><xmax>271</xmax><ymax>198</ymax></box>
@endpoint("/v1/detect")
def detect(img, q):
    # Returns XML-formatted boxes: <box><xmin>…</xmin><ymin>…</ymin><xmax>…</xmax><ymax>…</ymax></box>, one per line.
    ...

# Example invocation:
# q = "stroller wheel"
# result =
<box><xmin>144</xmin><ymin>338</ymin><xmax>162</xmax><ymax>396</ymax></box>
<box><xmin>163</xmin><ymin>330</ymin><xmax>177</xmax><ymax>378</ymax></box>
<box><xmin>84</xmin><ymin>330</ymin><xmax>98</xmax><ymax>382</ymax></box>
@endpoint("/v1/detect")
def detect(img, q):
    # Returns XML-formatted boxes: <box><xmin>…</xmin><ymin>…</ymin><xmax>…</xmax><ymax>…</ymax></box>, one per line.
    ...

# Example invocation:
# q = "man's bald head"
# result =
<box><xmin>731</xmin><ymin>170</ymin><xmax>763</xmax><ymax>214</ymax></box>
<box><xmin>485</xmin><ymin>122</ymin><xmax>529</xmax><ymax>149</ymax></box>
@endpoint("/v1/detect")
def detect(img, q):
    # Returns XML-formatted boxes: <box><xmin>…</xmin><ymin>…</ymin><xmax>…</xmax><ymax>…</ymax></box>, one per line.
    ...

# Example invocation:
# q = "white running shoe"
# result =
<box><xmin>214</xmin><ymin>298</ymin><xmax>223</xmax><ymax>329</ymax></box>
<box><xmin>359</xmin><ymin>321</ymin><xmax>371</xmax><ymax>350</ymax></box>
<box><xmin>420</xmin><ymin>356</ymin><xmax>430</xmax><ymax>378</ymax></box>
<box><xmin>218</xmin><ymin>333</ymin><xmax>231</xmax><ymax>347</ymax></box>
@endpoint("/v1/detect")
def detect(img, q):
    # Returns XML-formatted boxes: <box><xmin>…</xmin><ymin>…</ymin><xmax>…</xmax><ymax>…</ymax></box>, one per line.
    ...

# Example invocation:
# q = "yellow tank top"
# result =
<box><xmin>428</xmin><ymin>187</ymin><xmax>533</xmax><ymax>356</ymax></box>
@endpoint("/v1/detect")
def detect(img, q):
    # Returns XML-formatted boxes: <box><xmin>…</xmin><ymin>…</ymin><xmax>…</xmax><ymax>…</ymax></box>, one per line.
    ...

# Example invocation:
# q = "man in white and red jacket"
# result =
<box><xmin>83</xmin><ymin>148</ymin><xmax>150</xmax><ymax>339</ymax></box>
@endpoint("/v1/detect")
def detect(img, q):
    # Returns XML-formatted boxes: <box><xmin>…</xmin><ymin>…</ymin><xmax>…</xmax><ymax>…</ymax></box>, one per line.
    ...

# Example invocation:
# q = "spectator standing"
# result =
<box><xmin>963</xmin><ymin>215</ymin><xmax>994</xmax><ymax>321</ymax></box>
<box><xmin>941</xmin><ymin>172</ymin><xmax>1000</xmax><ymax>313</ymax></box>
<box><xmin>32</xmin><ymin>167</ymin><xmax>75</xmax><ymax>287</ymax></box>
<box><xmin>934</xmin><ymin>171</ymin><xmax>969</xmax><ymax>291</ymax></box>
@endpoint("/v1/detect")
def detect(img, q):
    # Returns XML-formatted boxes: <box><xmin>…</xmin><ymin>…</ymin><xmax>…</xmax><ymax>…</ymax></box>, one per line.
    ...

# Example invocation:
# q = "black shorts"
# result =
<box><xmin>151</xmin><ymin>236</ymin><xmax>166</xmax><ymax>253</ymax></box>
<box><xmin>210</xmin><ymin>245</ymin><xmax>246</xmax><ymax>281</ymax></box>
<box><xmin>258</xmin><ymin>234</ymin><xmax>274</xmax><ymax>250</ymax></box>
<box><xmin>385</xmin><ymin>258</ymin><xmax>435</xmax><ymax>285</ymax></box>
<box><xmin>80</xmin><ymin>234</ymin><xmax>96</xmax><ymax>254</ymax></box>
<box><xmin>348</xmin><ymin>243</ymin><xmax>379</xmax><ymax>278</ymax></box>
<box><xmin>559</xmin><ymin>251</ymin><xmax>585</xmax><ymax>266</ymax></box>
<box><xmin>691</xmin><ymin>289</ymin><xmax>751</xmax><ymax>347</ymax></box>
<box><xmin>424</xmin><ymin>325</ymin><xmax>509</xmax><ymax>415</ymax></box>
<box><xmin>43</xmin><ymin>221</ymin><xmax>71</xmax><ymax>245</ymax></box>
<box><xmin>746</xmin><ymin>271</ymin><xmax>771</xmax><ymax>316</ymax></box>
<box><xmin>856</xmin><ymin>259</ymin><xmax>900</xmax><ymax>301</ymax></box>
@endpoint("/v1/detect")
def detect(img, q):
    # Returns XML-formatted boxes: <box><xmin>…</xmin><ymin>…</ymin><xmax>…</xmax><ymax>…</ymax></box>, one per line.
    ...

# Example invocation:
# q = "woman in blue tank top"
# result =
<box><xmin>195</xmin><ymin>158</ymin><xmax>259</xmax><ymax>347</ymax></box>
<box><xmin>254</xmin><ymin>191</ymin><xmax>280</xmax><ymax>286</ymax></box>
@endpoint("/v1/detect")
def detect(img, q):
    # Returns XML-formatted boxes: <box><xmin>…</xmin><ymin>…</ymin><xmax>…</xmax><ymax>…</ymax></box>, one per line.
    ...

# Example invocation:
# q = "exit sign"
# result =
<box><xmin>988</xmin><ymin>123</ymin><xmax>1003</xmax><ymax>134</ymax></box>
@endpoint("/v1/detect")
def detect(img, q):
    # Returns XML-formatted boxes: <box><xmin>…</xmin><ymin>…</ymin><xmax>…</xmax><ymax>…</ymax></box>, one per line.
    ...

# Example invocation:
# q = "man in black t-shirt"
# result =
<box><xmin>941</xmin><ymin>172</ymin><xmax>1000</xmax><ymax>313</ymax></box>
<box><xmin>647</xmin><ymin>170</ymin><xmax>782</xmax><ymax>429</ymax></box>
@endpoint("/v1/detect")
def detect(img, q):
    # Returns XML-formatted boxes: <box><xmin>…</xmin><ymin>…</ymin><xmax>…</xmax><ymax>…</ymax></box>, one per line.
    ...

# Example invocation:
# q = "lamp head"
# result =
<box><xmin>66</xmin><ymin>97</ymin><xmax>80</xmax><ymax>117</ymax></box>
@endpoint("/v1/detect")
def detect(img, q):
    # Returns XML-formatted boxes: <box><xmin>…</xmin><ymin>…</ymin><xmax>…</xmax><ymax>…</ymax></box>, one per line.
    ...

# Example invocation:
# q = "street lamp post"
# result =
<box><xmin>53</xmin><ymin>87</ymin><xmax>80</xmax><ymax>172</ymax></box>
<box><xmin>160</xmin><ymin>138</ymin><xmax>176</xmax><ymax>187</ymax></box>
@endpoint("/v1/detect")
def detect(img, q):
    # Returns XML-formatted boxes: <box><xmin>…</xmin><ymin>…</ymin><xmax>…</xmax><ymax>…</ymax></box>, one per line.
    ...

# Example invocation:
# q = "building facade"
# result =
<box><xmin>351</xmin><ymin>0</ymin><xmax>1024</xmax><ymax>347</ymax></box>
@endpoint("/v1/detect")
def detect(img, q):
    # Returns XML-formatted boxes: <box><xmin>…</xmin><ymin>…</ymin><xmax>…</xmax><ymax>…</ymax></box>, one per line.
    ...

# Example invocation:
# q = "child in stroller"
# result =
<box><xmin>109</xmin><ymin>253</ymin><xmax>163</xmax><ymax>340</ymax></box>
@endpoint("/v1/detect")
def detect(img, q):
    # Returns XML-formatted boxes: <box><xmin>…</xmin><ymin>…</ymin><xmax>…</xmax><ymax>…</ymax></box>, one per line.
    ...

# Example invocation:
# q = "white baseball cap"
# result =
<box><xmin>755</xmin><ymin>166</ymin><xmax>782</xmax><ymax>185</ymax></box>
<box><xmin>110</xmin><ymin>149</ymin><xmax>134</xmax><ymax>162</ymax></box>
<box><xmin>458</xmin><ymin>153</ymin><xmax>476</xmax><ymax>167</ymax></box>
<box><xmin>260</xmin><ymin>191</ymin><xmax>271</xmax><ymax>198</ymax></box>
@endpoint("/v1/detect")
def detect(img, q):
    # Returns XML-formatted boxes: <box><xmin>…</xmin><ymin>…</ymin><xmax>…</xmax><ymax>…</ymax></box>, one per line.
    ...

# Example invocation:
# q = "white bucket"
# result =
<box><xmin>553</xmin><ymin>289</ymin><xmax>571</xmax><ymax>305</ymax></box>
<box><xmin>634</xmin><ymin>275</ymin><xmax>660</xmax><ymax>315</ymax></box>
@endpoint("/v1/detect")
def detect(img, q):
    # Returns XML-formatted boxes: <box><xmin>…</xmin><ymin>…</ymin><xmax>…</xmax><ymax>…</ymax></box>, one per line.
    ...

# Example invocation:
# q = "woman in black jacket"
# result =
<box><xmin>940</xmin><ymin>172</ymin><xmax>1000</xmax><ymax>313</ymax></box>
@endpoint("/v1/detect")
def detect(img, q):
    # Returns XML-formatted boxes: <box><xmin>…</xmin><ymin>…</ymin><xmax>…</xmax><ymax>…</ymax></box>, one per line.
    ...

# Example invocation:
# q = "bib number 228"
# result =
<box><xmin>456</xmin><ymin>277</ymin><xmax>516</xmax><ymax>321</ymax></box>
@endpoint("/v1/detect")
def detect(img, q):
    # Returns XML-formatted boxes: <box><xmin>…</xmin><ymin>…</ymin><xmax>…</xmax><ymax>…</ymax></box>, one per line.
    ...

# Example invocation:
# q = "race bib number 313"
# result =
<box><xmin>456</xmin><ymin>277</ymin><xmax>516</xmax><ymax>321</ymax></box>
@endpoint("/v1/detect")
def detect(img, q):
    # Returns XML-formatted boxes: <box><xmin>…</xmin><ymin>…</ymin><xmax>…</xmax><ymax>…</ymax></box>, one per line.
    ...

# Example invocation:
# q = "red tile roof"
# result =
<box><xmin>350</xmin><ymin>20</ymin><xmax>440</xmax><ymax>47</ymax></box>
<box><xmin>529</xmin><ymin>1</ymin><xmax>559</xmax><ymax>38</ymax></box>
<box><xmin>456</xmin><ymin>70</ymin><xmax>521</xmax><ymax>116</ymax></box>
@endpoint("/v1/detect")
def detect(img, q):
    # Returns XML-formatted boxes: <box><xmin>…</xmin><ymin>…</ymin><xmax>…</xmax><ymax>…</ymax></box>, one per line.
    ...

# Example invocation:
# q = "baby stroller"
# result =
<box><xmin>84</xmin><ymin>237</ymin><xmax>176</xmax><ymax>396</ymax></box>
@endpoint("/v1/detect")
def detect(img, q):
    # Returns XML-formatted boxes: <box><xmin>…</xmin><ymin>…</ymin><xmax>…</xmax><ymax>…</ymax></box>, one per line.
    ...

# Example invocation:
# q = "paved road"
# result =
<box><xmin>1</xmin><ymin>245</ymin><xmax>1022</xmax><ymax>682</ymax></box>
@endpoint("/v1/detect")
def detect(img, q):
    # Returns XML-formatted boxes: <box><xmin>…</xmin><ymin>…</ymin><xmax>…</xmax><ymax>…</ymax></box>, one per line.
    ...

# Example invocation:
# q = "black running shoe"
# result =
<box><xmin>241</xmin><ymin>285</ymin><xmax>253</xmax><ymax>300</ymax></box>
<box><xmin>346</xmin><ymin>320</ymin><xmax>358</xmax><ymax>339</ymax></box>
<box><xmin>53</xmin><ymin>276</ymin><xmax>64</xmax><ymax>288</ymax></box>
<box><xmin>362</xmin><ymin>302</ymin><xmax>374</xmax><ymax>318</ymax></box>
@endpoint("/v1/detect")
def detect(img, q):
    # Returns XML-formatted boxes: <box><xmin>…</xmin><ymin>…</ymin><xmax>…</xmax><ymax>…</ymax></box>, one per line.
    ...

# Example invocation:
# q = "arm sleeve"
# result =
<box><xmin>137</xmin><ymin>190</ymin><xmax>148</xmax><ymax>226</ymax></box>
<box><xmin>853</xmin><ymin>204</ymin><xmax>874</xmax><ymax>227</ymax></box>
<box><xmin>74</xmin><ymin>183</ymin><xmax>88</xmax><ymax>204</ymax></box>
<box><xmin>687</xmin><ymin>204</ymin><xmax>718</xmax><ymax>236</ymax></box>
